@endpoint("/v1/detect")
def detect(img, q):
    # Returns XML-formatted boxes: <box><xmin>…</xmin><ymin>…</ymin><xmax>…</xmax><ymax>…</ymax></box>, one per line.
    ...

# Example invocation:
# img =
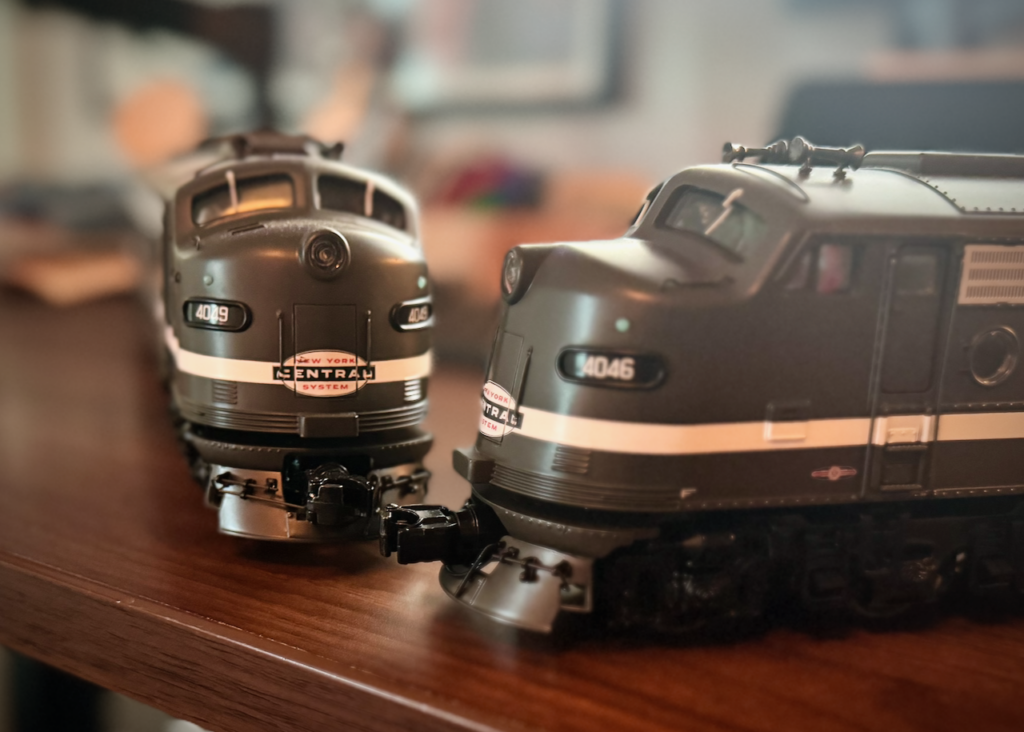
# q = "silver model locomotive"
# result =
<box><xmin>165</xmin><ymin>132</ymin><xmax>432</xmax><ymax>541</ymax></box>
<box><xmin>382</xmin><ymin>138</ymin><xmax>1024</xmax><ymax>632</ymax></box>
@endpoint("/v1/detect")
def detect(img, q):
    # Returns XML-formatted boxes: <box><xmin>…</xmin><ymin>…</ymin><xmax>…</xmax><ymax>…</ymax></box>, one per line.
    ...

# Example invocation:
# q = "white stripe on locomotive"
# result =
<box><xmin>503</xmin><ymin>406</ymin><xmax>1024</xmax><ymax>456</ymax></box>
<box><xmin>165</xmin><ymin>328</ymin><xmax>432</xmax><ymax>385</ymax></box>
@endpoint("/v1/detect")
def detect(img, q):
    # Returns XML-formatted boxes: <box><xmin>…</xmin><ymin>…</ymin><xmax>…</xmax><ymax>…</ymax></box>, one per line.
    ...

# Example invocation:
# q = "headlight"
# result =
<box><xmin>502</xmin><ymin>249</ymin><xmax>523</xmax><ymax>297</ymax></box>
<box><xmin>304</xmin><ymin>231</ymin><xmax>350</xmax><ymax>279</ymax></box>
<box><xmin>500</xmin><ymin>245</ymin><xmax>555</xmax><ymax>304</ymax></box>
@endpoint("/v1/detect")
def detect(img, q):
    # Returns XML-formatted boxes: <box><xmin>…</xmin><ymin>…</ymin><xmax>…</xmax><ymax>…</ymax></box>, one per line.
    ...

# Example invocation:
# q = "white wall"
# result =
<box><xmin>0</xmin><ymin>4</ymin><xmax>253</xmax><ymax>185</ymax></box>
<box><xmin>409</xmin><ymin>0</ymin><xmax>892</xmax><ymax>182</ymax></box>
<box><xmin>0</xmin><ymin>0</ymin><xmax>18</xmax><ymax>180</ymax></box>
<box><xmin>0</xmin><ymin>0</ymin><xmax>892</xmax><ymax>185</ymax></box>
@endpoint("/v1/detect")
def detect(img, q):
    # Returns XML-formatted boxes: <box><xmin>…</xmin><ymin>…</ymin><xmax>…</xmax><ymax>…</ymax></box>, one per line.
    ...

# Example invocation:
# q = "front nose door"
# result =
<box><xmin>292</xmin><ymin>304</ymin><xmax>358</xmax><ymax>398</ymax></box>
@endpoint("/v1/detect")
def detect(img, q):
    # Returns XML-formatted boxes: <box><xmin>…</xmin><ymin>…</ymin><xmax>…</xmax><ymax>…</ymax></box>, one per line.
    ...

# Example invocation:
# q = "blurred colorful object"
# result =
<box><xmin>434</xmin><ymin>157</ymin><xmax>544</xmax><ymax>208</ymax></box>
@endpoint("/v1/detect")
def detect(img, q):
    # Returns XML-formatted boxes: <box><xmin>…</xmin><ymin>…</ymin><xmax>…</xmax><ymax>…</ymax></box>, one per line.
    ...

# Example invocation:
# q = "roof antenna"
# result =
<box><xmin>323</xmin><ymin>142</ymin><xmax>344</xmax><ymax>160</ymax></box>
<box><xmin>723</xmin><ymin>136</ymin><xmax>865</xmax><ymax>181</ymax></box>
<box><xmin>722</xmin><ymin>139</ymin><xmax>790</xmax><ymax>164</ymax></box>
<box><xmin>787</xmin><ymin>136</ymin><xmax>865</xmax><ymax>180</ymax></box>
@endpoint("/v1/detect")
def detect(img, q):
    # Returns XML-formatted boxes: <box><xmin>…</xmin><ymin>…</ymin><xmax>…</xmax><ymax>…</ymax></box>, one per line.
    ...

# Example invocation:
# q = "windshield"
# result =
<box><xmin>658</xmin><ymin>186</ymin><xmax>767</xmax><ymax>259</ymax></box>
<box><xmin>318</xmin><ymin>175</ymin><xmax>408</xmax><ymax>232</ymax></box>
<box><xmin>192</xmin><ymin>172</ymin><xmax>295</xmax><ymax>225</ymax></box>
<box><xmin>629</xmin><ymin>182</ymin><xmax>665</xmax><ymax>228</ymax></box>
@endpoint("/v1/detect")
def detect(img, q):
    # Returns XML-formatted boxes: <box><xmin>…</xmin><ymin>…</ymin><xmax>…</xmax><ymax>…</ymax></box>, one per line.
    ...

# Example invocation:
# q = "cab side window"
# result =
<box><xmin>784</xmin><ymin>243</ymin><xmax>856</xmax><ymax>294</ymax></box>
<box><xmin>658</xmin><ymin>186</ymin><xmax>767</xmax><ymax>259</ymax></box>
<box><xmin>893</xmin><ymin>252</ymin><xmax>938</xmax><ymax>296</ymax></box>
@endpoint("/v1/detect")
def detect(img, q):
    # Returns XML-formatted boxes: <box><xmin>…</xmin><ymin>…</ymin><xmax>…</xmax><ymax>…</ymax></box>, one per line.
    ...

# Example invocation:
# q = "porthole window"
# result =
<box><xmin>969</xmin><ymin>327</ymin><xmax>1019</xmax><ymax>387</ymax></box>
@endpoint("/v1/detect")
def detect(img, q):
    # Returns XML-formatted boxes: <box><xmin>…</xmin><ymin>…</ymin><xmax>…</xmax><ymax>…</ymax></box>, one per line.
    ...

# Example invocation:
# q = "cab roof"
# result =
<box><xmin>701</xmin><ymin>139</ymin><xmax>1024</xmax><ymax>225</ymax></box>
<box><xmin>625</xmin><ymin>143</ymin><xmax>1024</xmax><ymax>299</ymax></box>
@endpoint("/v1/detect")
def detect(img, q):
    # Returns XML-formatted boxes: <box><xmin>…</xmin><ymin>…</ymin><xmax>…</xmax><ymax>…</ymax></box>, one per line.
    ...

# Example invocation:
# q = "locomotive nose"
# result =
<box><xmin>501</xmin><ymin>244</ymin><xmax>556</xmax><ymax>304</ymax></box>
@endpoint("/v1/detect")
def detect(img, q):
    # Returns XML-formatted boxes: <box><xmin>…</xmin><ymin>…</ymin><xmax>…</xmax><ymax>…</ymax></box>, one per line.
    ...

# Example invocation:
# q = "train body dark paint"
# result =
<box><xmin>382</xmin><ymin>140</ymin><xmax>1024</xmax><ymax>632</ymax></box>
<box><xmin>165</xmin><ymin>132</ymin><xmax>432</xmax><ymax>541</ymax></box>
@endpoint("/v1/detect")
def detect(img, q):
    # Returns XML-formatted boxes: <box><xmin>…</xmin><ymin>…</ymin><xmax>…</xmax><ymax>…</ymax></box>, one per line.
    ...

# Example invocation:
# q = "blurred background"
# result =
<box><xmin>3</xmin><ymin>0</ymin><xmax>1024</xmax><ymax>353</ymax></box>
<box><xmin>2</xmin><ymin>0</ymin><xmax>1024</xmax><ymax>729</ymax></box>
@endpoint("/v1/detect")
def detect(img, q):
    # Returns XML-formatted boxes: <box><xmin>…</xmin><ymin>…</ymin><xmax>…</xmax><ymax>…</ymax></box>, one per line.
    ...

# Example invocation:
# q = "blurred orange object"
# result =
<box><xmin>5</xmin><ymin>249</ymin><xmax>141</xmax><ymax>307</ymax></box>
<box><xmin>113</xmin><ymin>79</ymin><xmax>208</xmax><ymax>168</ymax></box>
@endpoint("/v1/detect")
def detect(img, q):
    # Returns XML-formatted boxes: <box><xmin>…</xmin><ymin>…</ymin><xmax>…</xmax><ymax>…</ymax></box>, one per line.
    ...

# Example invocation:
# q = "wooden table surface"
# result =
<box><xmin>3</xmin><ymin>293</ymin><xmax>1024</xmax><ymax>732</ymax></box>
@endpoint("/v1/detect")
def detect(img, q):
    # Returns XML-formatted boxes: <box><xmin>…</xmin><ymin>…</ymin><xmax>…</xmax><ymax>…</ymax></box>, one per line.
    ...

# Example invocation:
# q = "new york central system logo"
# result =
<box><xmin>479</xmin><ymin>380</ymin><xmax>525</xmax><ymax>438</ymax></box>
<box><xmin>274</xmin><ymin>350</ymin><xmax>375</xmax><ymax>396</ymax></box>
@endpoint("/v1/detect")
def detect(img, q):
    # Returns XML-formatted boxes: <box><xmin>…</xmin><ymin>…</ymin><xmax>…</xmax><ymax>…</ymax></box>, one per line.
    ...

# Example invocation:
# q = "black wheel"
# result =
<box><xmin>848</xmin><ymin>570</ymin><xmax>914</xmax><ymax>619</ymax></box>
<box><xmin>175</xmin><ymin>422</ymin><xmax>210</xmax><ymax>488</ymax></box>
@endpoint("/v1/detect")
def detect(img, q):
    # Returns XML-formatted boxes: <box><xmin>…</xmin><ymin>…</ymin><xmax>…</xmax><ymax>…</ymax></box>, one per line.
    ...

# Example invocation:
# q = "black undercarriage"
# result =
<box><xmin>598</xmin><ymin>497</ymin><xmax>1024</xmax><ymax>632</ymax></box>
<box><xmin>382</xmin><ymin>484</ymin><xmax>1024</xmax><ymax>633</ymax></box>
<box><xmin>178</xmin><ymin>422</ymin><xmax>431</xmax><ymax>532</ymax></box>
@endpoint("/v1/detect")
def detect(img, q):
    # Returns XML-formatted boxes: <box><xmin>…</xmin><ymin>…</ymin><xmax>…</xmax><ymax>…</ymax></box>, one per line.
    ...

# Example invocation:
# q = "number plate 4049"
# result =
<box><xmin>183</xmin><ymin>299</ymin><xmax>251</xmax><ymax>331</ymax></box>
<box><xmin>557</xmin><ymin>348</ymin><xmax>665</xmax><ymax>389</ymax></box>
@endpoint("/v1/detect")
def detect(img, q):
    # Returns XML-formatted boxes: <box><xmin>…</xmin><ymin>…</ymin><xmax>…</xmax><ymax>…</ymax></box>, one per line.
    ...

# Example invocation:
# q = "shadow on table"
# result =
<box><xmin>231</xmin><ymin>539</ymin><xmax>384</xmax><ymax>574</ymax></box>
<box><xmin>422</xmin><ymin>588</ymin><xmax>1024</xmax><ymax>655</ymax></box>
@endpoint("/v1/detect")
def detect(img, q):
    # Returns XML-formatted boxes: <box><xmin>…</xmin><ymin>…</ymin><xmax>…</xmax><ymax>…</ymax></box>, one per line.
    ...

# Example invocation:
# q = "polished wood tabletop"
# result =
<box><xmin>2</xmin><ymin>293</ymin><xmax>1024</xmax><ymax>732</ymax></box>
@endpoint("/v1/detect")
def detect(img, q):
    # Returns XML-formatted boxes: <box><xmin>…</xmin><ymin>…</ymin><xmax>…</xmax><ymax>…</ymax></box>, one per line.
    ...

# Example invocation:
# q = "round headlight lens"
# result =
<box><xmin>502</xmin><ymin>249</ymin><xmax>522</xmax><ymax>296</ymax></box>
<box><xmin>305</xmin><ymin>233</ymin><xmax>349</xmax><ymax>277</ymax></box>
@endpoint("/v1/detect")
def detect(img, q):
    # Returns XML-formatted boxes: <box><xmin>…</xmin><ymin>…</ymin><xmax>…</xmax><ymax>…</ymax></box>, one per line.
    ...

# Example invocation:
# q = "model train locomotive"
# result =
<box><xmin>382</xmin><ymin>137</ymin><xmax>1024</xmax><ymax>632</ymax></box>
<box><xmin>164</xmin><ymin>131</ymin><xmax>433</xmax><ymax>541</ymax></box>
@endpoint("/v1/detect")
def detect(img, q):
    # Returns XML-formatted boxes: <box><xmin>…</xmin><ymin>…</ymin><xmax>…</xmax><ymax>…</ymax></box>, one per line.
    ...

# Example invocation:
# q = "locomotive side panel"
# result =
<box><xmin>476</xmin><ymin>234</ymin><xmax>897</xmax><ymax>511</ymax></box>
<box><xmin>933</xmin><ymin>243</ymin><xmax>1024</xmax><ymax>494</ymax></box>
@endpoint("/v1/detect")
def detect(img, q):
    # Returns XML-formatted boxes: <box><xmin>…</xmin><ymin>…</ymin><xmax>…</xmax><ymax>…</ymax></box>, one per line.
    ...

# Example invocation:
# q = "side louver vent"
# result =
<box><xmin>959</xmin><ymin>245</ymin><xmax>1024</xmax><ymax>305</ymax></box>
<box><xmin>404</xmin><ymin>379</ymin><xmax>423</xmax><ymax>402</ymax></box>
<box><xmin>212</xmin><ymin>380</ymin><xmax>238</xmax><ymax>404</ymax></box>
<box><xmin>552</xmin><ymin>445</ymin><xmax>591</xmax><ymax>475</ymax></box>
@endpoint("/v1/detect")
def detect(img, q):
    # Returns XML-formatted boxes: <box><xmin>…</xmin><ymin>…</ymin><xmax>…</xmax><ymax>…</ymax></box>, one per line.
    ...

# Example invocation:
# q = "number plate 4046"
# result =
<box><xmin>557</xmin><ymin>348</ymin><xmax>665</xmax><ymax>389</ymax></box>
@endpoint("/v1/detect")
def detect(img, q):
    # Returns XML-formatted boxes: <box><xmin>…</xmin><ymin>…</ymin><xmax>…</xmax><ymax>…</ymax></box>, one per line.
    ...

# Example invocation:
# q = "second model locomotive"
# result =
<box><xmin>165</xmin><ymin>132</ymin><xmax>432</xmax><ymax>541</ymax></box>
<box><xmin>383</xmin><ymin>138</ymin><xmax>1024</xmax><ymax>632</ymax></box>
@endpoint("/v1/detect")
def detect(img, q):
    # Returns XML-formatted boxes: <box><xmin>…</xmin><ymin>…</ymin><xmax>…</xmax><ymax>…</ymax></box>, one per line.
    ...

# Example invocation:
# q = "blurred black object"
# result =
<box><xmin>0</xmin><ymin>183</ymin><xmax>135</xmax><ymax>231</ymax></box>
<box><xmin>788</xmin><ymin>0</ymin><xmax>1024</xmax><ymax>49</ymax></box>
<box><xmin>11</xmin><ymin>652</ymin><xmax>102</xmax><ymax>732</ymax></box>
<box><xmin>23</xmin><ymin>0</ymin><xmax>275</xmax><ymax>127</ymax></box>
<box><xmin>777</xmin><ymin>80</ymin><xmax>1024</xmax><ymax>153</ymax></box>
